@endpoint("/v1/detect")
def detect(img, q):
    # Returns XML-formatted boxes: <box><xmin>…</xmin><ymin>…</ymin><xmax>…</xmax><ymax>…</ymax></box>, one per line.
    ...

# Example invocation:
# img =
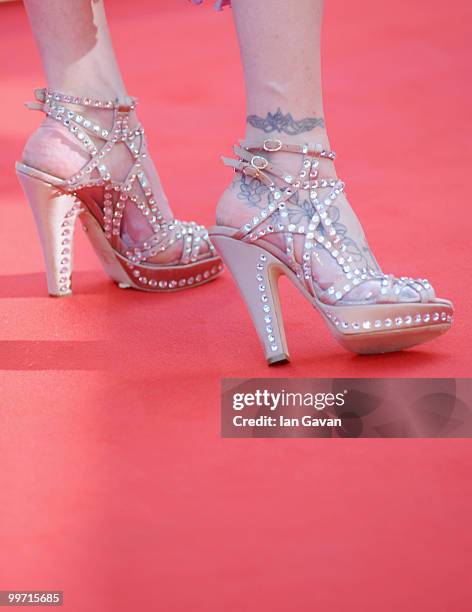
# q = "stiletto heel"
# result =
<box><xmin>210</xmin><ymin>138</ymin><xmax>453</xmax><ymax>364</ymax></box>
<box><xmin>211</xmin><ymin>234</ymin><xmax>289</xmax><ymax>364</ymax></box>
<box><xmin>17</xmin><ymin>88</ymin><xmax>223</xmax><ymax>296</ymax></box>
<box><xmin>16</xmin><ymin>169</ymin><xmax>82</xmax><ymax>296</ymax></box>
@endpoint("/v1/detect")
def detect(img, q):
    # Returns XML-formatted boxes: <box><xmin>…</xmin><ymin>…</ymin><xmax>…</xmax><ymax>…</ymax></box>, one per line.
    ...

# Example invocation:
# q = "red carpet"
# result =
<box><xmin>0</xmin><ymin>1</ymin><xmax>471</xmax><ymax>610</ymax></box>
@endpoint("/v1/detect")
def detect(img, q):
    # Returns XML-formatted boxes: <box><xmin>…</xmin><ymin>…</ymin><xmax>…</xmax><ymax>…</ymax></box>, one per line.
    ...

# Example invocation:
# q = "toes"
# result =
<box><xmin>335</xmin><ymin>276</ymin><xmax>437</xmax><ymax>306</ymax></box>
<box><xmin>399</xmin><ymin>285</ymin><xmax>420</xmax><ymax>301</ymax></box>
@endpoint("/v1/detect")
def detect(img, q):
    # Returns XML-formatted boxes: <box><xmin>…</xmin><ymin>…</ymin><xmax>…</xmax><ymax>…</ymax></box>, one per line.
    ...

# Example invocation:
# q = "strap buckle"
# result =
<box><xmin>250</xmin><ymin>155</ymin><xmax>269</xmax><ymax>170</ymax></box>
<box><xmin>263</xmin><ymin>138</ymin><xmax>282</xmax><ymax>152</ymax></box>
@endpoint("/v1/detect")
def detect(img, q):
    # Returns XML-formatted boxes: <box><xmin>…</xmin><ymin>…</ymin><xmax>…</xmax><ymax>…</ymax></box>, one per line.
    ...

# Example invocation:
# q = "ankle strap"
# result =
<box><xmin>23</xmin><ymin>87</ymin><xmax>147</xmax><ymax>195</ymax></box>
<box><xmin>238</xmin><ymin>139</ymin><xmax>336</xmax><ymax>159</ymax></box>
<box><xmin>25</xmin><ymin>88</ymin><xmax>137</xmax><ymax>113</ymax></box>
<box><xmin>222</xmin><ymin>140</ymin><xmax>338</xmax><ymax>190</ymax></box>
<box><xmin>223</xmin><ymin>139</ymin><xmax>344</xmax><ymax>242</ymax></box>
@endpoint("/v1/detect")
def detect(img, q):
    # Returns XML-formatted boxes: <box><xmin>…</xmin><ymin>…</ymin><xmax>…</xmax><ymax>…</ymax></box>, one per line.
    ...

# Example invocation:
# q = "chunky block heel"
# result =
<box><xmin>211</xmin><ymin>234</ymin><xmax>289</xmax><ymax>365</ymax></box>
<box><xmin>16</xmin><ymin>169</ymin><xmax>82</xmax><ymax>296</ymax></box>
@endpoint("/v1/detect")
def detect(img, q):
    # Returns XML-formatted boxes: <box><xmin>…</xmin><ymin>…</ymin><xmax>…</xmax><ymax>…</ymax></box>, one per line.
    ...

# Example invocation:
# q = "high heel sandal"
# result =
<box><xmin>16</xmin><ymin>88</ymin><xmax>223</xmax><ymax>296</ymax></box>
<box><xmin>209</xmin><ymin>139</ymin><xmax>453</xmax><ymax>364</ymax></box>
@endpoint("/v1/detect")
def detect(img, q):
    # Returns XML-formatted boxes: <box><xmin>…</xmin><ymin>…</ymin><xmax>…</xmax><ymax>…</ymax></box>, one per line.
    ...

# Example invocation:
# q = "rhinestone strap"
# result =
<box><xmin>26</xmin><ymin>88</ymin><xmax>214</xmax><ymax>265</ymax></box>
<box><xmin>33</xmin><ymin>87</ymin><xmax>137</xmax><ymax>111</ymax></box>
<box><xmin>223</xmin><ymin>140</ymin><xmax>434</xmax><ymax>305</ymax></box>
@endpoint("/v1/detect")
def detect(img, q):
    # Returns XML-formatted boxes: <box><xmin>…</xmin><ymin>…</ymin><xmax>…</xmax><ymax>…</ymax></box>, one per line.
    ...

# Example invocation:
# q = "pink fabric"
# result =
<box><xmin>191</xmin><ymin>0</ymin><xmax>231</xmax><ymax>10</ymax></box>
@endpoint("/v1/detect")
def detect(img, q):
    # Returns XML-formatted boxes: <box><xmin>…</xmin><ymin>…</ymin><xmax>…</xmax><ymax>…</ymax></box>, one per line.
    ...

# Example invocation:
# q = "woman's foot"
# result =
<box><xmin>216</xmin><ymin>129</ymin><xmax>430</xmax><ymax>305</ymax></box>
<box><xmin>210</xmin><ymin>131</ymin><xmax>452</xmax><ymax>362</ymax></box>
<box><xmin>22</xmin><ymin>96</ymin><xmax>213</xmax><ymax>265</ymax></box>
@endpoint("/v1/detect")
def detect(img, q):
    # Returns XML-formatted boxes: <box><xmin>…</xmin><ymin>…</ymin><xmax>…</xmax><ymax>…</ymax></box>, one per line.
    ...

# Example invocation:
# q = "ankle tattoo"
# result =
<box><xmin>233</xmin><ymin>174</ymin><xmax>370</xmax><ymax>269</ymax></box>
<box><xmin>247</xmin><ymin>108</ymin><xmax>324</xmax><ymax>135</ymax></box>
<box><xmin>235</xmin><ymin>173</ymin><xmax>269</xmax><ymax>207</ymax></box>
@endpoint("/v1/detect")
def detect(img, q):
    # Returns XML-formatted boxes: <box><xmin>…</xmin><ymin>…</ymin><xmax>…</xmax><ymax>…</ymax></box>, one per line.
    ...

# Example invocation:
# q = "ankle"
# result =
<box><xmin>245</xmin><ymin>128</ymin><xmax>330</xmax><ymax>150</ymax></box>
<box><xmin>22</xmin><ymin>120</ymin><xmax>90</xmax><ymax>178</ymax></box>
<box><xmin>216</xmin><ymin>133</ymin><xmax>339</xmax><ymax>229</ymax></box>
<box><xmin>243</xmin><ymin>122</ymin><xmax>333</xmax><ymax>180</ymax></box>
<box><xmin>21</xmin><ymin>86</ymin><xmax>140</xmax><ymax>178</ymax></box>
<box><xmin>46</xmin><ymin>73</ymin><xmax>128</xmax><ymax>103</ymax></box>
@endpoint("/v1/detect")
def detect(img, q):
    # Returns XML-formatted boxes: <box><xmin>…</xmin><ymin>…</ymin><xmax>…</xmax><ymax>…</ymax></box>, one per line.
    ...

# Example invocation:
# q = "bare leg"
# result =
<box><xmin>217</xmin><ymin>0</ymin><xmax>418</xmax><ymax>302</ymax></box>
<box><xmin>23</xmin><ymin>0</ymin><xmax>126</xmax><ymax>100</ymax></box>
<box><xmin>234</xmin><ymin>0</ymin><xmax>327</xmax><ymax>148</ymax></box>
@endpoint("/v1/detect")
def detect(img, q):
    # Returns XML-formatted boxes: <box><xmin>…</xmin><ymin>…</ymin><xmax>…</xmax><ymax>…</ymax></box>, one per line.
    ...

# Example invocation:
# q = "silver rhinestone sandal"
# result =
<box><xmin>209</xmin><ymin>139</ymin><xmax>453</xmax><ymax>364</ymax></box>
<box><xmin>16</xmin><ymin>88</ymin><xmax>223</xmax><ymax>296</ymax></box>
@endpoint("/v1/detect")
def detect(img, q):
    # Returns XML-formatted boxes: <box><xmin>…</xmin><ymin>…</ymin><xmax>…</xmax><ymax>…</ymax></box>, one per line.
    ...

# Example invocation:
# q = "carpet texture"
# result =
<box><xmin>0</xmin><ymin>1</ymin><xmax>471</xmax><ymax>610</ymax></box>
